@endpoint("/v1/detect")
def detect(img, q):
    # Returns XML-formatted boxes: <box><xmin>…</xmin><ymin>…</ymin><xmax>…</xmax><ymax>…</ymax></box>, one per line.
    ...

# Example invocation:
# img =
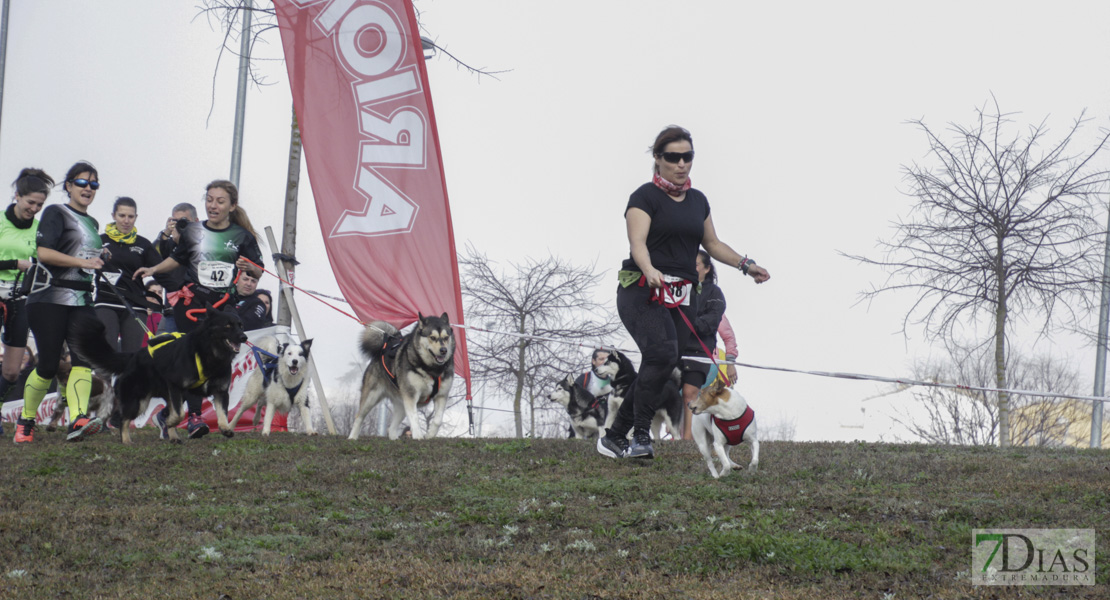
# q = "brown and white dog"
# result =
<box><xmin>689</xmin><ymin>378</ymin><xmax>760</xmax><ymax>478</ymax></box>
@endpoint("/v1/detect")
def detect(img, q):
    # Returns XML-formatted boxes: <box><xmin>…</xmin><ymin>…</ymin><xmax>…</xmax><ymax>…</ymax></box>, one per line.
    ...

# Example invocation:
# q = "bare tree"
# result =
<box><xmin>460</xmin><ymin>244</ymin><xmax>623</xmax><ymax>438</ymax></box>
<box><xmin>894</xmin><ymin>346</ymin><xmax>1083</xmax><ymax>446</ymax></box>
<box><xmin>196</xmin><ymin>1</ymin><xmax>506</xmax><ymax>91</ymax></box>
<box><xmin>847</xmin><ymin>97</ymin><xmax>1110</xmax><ymax>446</ymax></box>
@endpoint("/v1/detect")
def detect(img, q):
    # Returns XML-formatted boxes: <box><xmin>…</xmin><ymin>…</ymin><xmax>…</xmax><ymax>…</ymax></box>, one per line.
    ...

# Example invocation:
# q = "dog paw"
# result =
<box><xmin>221</xmin><ymin>429</ymin><xmax>234</xmax><ymax>438</ymax></box>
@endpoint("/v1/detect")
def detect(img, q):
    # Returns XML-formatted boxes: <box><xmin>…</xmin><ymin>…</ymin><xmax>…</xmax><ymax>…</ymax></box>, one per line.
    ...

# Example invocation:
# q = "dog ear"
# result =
<box><xmin>277</xmin><ymin>343</ymin><xmax>288</xmax><ymax>355</ymax></box>
<box><xmin>300</xmin><ymin>338</ymin><xmax>313</xmax><ymax>356</ymax></box>
<box><xmin>440</xmin><ymin>311</ymin><xmax>450</xmax><ymax>323</ymax></box>
<box><xmin>706</xmin><ymin>376</ymin><xmax>726</xmax><ymax>396</ymax></box>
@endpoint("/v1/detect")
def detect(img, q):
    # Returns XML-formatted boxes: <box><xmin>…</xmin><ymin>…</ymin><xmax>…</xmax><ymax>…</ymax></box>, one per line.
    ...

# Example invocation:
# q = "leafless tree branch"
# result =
<box><xmin>844</xmin><ymin>96</ymin><xmax>1110</xmax><ymax>445</ymax></box>
<box><xmin>460</xmin><ymin>243</ymin><xmax>622</xmax><ymax>438</ymax></box>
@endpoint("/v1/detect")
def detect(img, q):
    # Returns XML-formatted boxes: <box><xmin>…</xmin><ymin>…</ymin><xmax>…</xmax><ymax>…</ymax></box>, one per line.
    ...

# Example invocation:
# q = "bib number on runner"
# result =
<box><xmin>653</xmin><ymin>275</ymin><xmax>692</xmax><ymax>307</ymax></box>
<box><xmin>198</xmin><ymin>261</ymin><xmax>234</xmax><ymax>288</ymax></box>
<box><xmin>79</xmin><ymin>248</ymin><xmax>101</xmax><ymax>275</ymax></box>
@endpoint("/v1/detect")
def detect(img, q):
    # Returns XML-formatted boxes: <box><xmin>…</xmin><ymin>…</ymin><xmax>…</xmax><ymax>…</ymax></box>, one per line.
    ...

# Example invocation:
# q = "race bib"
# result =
<box><xmin>103</xmin><ymin>272</ymin><xmax>122</xmax><ymax>285</ymax></box>
<box><xmin>79</xmin><ymin>248</ymin><xmax>101</xmax><ymax>275</ymax></box>
<box><xmin>653</xmin><ymin>275</ymin><xmax>692</xmax><ymax>307</ymax></box>
<box><xmin>0</xmin><ymin>280</ymin><xmax>15</xmax><ymax>300</ymax></box>
<box><xmin>198</xmin><ymin>261</ymin><xmax>235</xmax><ymax>288</ymax></box>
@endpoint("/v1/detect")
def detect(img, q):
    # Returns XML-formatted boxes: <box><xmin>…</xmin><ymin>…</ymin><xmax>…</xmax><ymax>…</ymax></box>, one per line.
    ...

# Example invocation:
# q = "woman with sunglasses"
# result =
<box><xmin>133</xmin><ymin>179</ymin><xmax>263</xmax><ymax>439</ymax></box>
<box><xmin>95</xmin><ymin>197</ymin><xmax>162</xmax><ymax>354</ymax></box>
<box><xmin>597</xmin><ymin>125</ymin><xmax>770</xmax><ymax>460</ymax></box>
<box><xmin>0</xmin><ymin>169</ymin><xmax>54</xmax><ymax>423</ymax></box>
<box><xmin>15</xmin><ymin>162</ymin><xmax>107</xmax><ymax>444</ymax></box>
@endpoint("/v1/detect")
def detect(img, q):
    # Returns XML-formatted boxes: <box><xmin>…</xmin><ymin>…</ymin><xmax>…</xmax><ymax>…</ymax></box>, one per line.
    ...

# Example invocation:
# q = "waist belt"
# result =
<box><xmin>52</xmin><ymin>279</ymin><xmax>93</xmax><ymax>292</ymax></box>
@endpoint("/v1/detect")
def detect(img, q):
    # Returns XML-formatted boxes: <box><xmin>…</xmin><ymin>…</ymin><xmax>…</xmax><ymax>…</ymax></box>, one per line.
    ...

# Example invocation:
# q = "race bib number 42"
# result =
<box><xmin>198</xmin><ymin>261</ymin><xmax>234</xmax><ymax>288</ymax></box>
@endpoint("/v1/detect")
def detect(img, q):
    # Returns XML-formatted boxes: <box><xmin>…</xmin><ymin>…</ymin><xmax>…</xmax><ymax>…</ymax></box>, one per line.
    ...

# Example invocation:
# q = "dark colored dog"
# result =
<box><xmin>548</xmin><ymin>375</ymin><xmax>607</xmax><ymax>439</ymax></box>
<box><xmin>71</xmin><ymin>307</ymin><xmax>247</xmax><ymax>443</ymax></box>
<box><xmin>594</xmin><ymin>349</ymin><xmax>683</xmax><ymax>440</ymax></box>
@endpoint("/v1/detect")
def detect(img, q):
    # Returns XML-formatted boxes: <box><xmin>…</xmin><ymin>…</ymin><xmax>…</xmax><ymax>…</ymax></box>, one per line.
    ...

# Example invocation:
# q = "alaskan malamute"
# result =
<box><xmin>347</xmin><ymin>313</ymin><xmax>455</xmax><ymax>440</ymax></box>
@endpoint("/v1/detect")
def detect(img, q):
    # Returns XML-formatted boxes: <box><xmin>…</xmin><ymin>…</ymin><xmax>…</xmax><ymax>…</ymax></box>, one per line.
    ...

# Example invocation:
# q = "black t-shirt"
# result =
<box><xmin>620</xmin><ymin>182</ymin><xmax>710</xmax><ymax>281</ymax></box>
<box><xmin>153</xmin><ymin>233</ymin><xmax>188</xmax><ymax>293</ymax></box>
<box><xmin>95</xmin><ymin>233</ymin><xmax>162</xmax><ymax>308</ymax></box>
<box><xmin>29</xmin><ymin>204</ymin><xmax>102</xmax><ymax>307</ymax></box>
<box><xmin>169</xmin><ymin>221</ymin><xmax>263</xmax><ymax>296</ymax></box>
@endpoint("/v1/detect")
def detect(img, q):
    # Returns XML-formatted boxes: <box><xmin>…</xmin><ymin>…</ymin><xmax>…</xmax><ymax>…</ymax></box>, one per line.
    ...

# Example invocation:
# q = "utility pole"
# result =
<box><xmin>1091</xmin><ymin>207</ymin><xmax>1110</xmax><ymax>448</ymax></box>
<box><xmin>0</xmin><ymin>0</ymin><xmax>11</xmax><ymax>142</ymax></box>
<box><xmin>276</xmin><ymin>107</ymin><xmax>300</xmax><ymax>327</ymax></box>
<box><xmin>228</xmin><ymin>0</ymin><xmax>252</xmax><ymax>188</ymax></box>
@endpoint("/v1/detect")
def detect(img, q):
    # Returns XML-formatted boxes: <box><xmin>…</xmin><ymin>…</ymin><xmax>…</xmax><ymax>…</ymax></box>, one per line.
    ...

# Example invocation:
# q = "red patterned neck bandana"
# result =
<box><xmin>652</xmin><ymin>172</ymin><xmax>692</xmax><ymax>197</ymax></box>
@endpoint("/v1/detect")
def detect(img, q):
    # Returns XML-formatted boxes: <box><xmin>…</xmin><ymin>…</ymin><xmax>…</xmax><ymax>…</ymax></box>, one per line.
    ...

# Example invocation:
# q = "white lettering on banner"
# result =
<box><xmin>303</xmin><ymin>0</ymin><xmax>429</xmax><ymax>238</ymax></box>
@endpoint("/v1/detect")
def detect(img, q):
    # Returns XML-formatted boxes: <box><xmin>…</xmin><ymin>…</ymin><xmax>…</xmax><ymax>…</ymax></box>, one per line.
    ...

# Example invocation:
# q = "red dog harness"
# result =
<box><xmin>712</xmin><ymin>406</ymin><xmax>755</xmax><ymax>446</ymax></box>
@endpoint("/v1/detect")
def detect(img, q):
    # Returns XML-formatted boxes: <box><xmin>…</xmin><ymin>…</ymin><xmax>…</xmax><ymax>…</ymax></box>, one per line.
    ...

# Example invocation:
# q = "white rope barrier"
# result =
<box><xmin>682</xmin><ymin>355</ymin><xmax>1110</xmax><ymax>405</ymax></box>
<box><xmin>293</xmin><ymin>285</ymin><xmax>1107</xmax><ymax>407</ymax></box>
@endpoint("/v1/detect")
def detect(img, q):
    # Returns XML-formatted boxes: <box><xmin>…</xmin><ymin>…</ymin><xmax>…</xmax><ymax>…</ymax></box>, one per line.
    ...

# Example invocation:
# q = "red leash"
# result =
<box><xmin>642</xmin><ymin>276</ymin><xmax>719</xmax><ymax>371</ymax></box>
<box><xmin>240</xmin><ymin>257</ymin><xmax>365</xmax><ymax>325</ymax></box>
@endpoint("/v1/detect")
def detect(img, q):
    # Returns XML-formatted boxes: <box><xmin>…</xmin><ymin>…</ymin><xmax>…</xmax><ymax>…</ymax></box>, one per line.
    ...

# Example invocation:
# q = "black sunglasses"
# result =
<box><xmin>659</xmin><ymin>151</ymin><xmax>695</xmax><ymax>164</ymax></box>
<box><xmin>69</xmin><ymin>178</ymin><xmax>100</xmax><ymax>190</ymax></box>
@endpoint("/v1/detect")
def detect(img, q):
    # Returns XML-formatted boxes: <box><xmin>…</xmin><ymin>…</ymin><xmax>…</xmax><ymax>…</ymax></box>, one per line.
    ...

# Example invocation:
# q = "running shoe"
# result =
<box><xmin>627</xmin><ymin>429</ymin><xmax>654</xmax><ymax>459</ymax></box>
<box><xmin>597</xmin><ymin>433</ymin><xmax>630</xmax><ymax>459</ymax></box>
<box><xmin>186</xmin><ymin>414</ymin><xmax>209</xmax><ymax>439</ymax></box>
<box><xmin>66</xmin><ymin>414</ymin><xmax>103</xmax><ymax>441</ymax></box>
<box><xmin>13</xmin><ymin>417</ymin><xmax>35</xmax><ymax>444</ymax></box>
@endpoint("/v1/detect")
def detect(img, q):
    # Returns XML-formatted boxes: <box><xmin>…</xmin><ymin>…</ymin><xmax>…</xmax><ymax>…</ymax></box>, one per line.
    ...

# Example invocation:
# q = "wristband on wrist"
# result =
<box><xmin>737</xmin><ymin>257</ymin><xmax>755</xmax><ymax>275</ymax></box>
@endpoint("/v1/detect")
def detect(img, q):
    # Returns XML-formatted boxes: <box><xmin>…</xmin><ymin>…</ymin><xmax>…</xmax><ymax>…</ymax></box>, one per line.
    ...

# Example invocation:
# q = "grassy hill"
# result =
<box><xmin>0</xmin><ymin>432</ymin><xmax>1106</xmax><ymax>599</ymax></box>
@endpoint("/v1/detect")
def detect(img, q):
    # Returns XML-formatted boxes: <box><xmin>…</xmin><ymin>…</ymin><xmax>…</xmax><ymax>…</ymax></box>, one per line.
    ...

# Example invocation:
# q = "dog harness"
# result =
<box><xmin>249</xmin><ymin>344</ymin><xmax>280</xmax><ymax>386</ymax></box>
<box><xmin>711</xmin><ymin>406</ymin><xmax>755</xmax><ymax>446</ymax></box>
<box><xmin>147</xmin><ymin>332</ymin><xmax>208</xmax><ymax>389</ymax></box>
<box><xmin>249</xmin><ymin>344</ymin><xmax>307</xmax><ymax>404</ymax></box>
<box><xmin>578</xmin><ymin>372</ymin><xmax>609</xmax><ymax>410</ymax></box>
<box><xmin>379</xmin><ymin>335</ymin><xmax>440</xmax><ymax>405</ymax></box>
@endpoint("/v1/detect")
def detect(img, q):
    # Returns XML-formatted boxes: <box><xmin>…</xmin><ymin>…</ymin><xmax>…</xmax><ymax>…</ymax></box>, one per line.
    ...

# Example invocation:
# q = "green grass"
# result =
<box><xmin>0</xmin><ymin>433</ymin><xmax>1106</xmax><ymax>599</ymax></box>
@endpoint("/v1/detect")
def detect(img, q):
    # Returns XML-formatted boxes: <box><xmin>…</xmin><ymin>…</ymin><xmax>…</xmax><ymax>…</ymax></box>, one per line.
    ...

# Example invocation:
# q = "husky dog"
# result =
<box><xmin>548</xmin><ymin>375</ymin><xmax>607</xmax><ymax>439</ymax></box>
<box><xmin>71</xmin><ymin>307</ymin><xmax>247</xmax><ymax>444</ymax></box>
<box><xmin>230</xmin><ymin>336</ymin><xmax>314</xmax><ymax>436</ymax></box>
<box><xmin>689</xmin><ymin>378</ymin><xmax>760</xmax><ymax>478</ymax></box>
<box><xmin>348</xmin><ymin>313</ymin><xmax>455</xmax><ymax>440</ymax></box>
<box><xmin>594</xmin><ymin>349</ymin><xmax>683</xmax><ymax>440</ymax></box>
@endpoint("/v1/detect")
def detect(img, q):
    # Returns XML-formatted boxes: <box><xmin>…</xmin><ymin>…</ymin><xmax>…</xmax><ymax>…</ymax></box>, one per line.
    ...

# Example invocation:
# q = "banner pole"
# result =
<box><xmin>265</xmin><ymin>226</ymin><xmax>338</xmax><ymax>435</ymax></box>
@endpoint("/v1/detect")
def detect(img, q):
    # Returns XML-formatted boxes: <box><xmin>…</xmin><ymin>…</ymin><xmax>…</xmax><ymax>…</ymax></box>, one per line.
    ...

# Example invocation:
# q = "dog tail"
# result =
<box><xmin>253</xmin><ymin>335</ymin><xmax>280</xmax><ymax>356</ymax></box>
<box><xmin>70</xmin><ymin>314</ymin><xmax>133</xmax><ymax>375</ymax></box>
<box><xmin>359</xmin><ymin>321</ymin><xmax>399</xmax><ymax>360</ymax></box>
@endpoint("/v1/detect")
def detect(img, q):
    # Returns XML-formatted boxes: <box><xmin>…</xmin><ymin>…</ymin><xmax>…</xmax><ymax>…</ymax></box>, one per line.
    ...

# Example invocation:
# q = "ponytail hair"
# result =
<box><xmin>206</xmin><ymin>179</ymin><xmax>259</xmax><ymax>241</ymax></box>
<box><xmin>12</xmin><ymin>168</ymin><xmax>55</xmax><ymax>198</ymax></box>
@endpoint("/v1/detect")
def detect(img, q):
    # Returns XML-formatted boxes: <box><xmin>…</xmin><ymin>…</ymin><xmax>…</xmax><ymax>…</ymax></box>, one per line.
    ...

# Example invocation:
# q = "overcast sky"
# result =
<box><xmin>3</xmin><ymin>1</ymin><xmax>1109</xmax><ymax>440</ymax></box>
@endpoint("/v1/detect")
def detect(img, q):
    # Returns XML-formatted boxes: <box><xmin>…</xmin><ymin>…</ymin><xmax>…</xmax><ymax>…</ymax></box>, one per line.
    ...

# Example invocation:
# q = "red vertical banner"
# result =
<box><xmin>272</xmin><ymin>0</ymin><xmax>470</xmax><ymax>397</ymax></box>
